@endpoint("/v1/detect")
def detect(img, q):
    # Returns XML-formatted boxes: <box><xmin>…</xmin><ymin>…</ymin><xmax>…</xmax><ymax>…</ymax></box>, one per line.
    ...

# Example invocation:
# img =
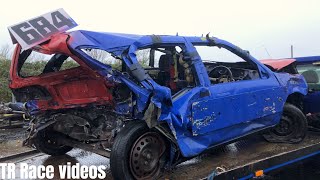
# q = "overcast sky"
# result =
<box><xmin>0</xmin><ymin>0</ymin><xmax>319</xmax><ymax>59</ymax></box>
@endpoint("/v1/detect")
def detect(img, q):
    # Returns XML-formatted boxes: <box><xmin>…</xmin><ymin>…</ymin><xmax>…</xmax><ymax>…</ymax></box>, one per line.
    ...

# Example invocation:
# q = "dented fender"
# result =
<box><xmin>274</xmin><ymin>73</ymin><xmax>308</xmax><ymax>96</ymax></box>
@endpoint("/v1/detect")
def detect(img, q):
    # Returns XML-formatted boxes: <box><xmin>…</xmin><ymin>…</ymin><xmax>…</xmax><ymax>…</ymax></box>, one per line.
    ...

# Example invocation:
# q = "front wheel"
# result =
<box><xmin>110</xmin><ymin>121</ymin><xmax>168</xmax><ymax>180</ymax></box>
<box><xmin>263</xmin><ymin>103</ymin><xmax>307</xmax><ymax>143</ymax></box>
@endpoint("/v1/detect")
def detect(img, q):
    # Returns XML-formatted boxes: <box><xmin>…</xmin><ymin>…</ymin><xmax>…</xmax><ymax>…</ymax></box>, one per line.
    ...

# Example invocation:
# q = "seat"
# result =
<box><xmin>157</xmin><ymin>54</ymin><xmax>172</xmax><ymax>86</ymax></box>
<box><xmin>302</xmin><ymin>70</ymin><xmax>319</xmax><ymax>83</ymax></box>
<box><xmin>301</xmin><ymin>70</ymin><xmax>320</xmax><ymax>90</ymax></box>
<box><xmin>157</xmin><ymin>54</ymin><xmax>189</xmax><ymax>92</ymax></box>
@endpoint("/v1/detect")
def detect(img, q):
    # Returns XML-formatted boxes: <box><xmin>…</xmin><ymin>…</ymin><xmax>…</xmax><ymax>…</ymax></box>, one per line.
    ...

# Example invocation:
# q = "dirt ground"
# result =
<box><xmin>0</xmin><ymin>128</ymin><xmax>32</xmax><ymax>157</ymax></box>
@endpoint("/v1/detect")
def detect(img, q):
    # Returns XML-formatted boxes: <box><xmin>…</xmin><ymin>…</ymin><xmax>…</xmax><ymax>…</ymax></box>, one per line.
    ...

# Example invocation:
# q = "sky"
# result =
<box><xmin>0</xmin><ymin>0</ymin><xmax>320</xmax><ymax>59</ymax></box>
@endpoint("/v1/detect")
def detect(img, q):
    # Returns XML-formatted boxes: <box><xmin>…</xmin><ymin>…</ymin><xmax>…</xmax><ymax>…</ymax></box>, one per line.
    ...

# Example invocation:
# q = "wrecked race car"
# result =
<box><xmin>8</xmin><ymin>31</ymin><xmax>309</xmax><ymax>179</ymax></box>
<box><xmin>295</xmin><ymin>56</ymin><xmax>320</xmax><ymax>115</ymax></box>
<box><xmin>262</xmin><ymin>57</ymin><xmax>320</xmax><ymax>129</ymax></box>
<box><xmin>7</xmin><ymin>9</ymin><xmax>309</xmax><ymax>180</ymax></box>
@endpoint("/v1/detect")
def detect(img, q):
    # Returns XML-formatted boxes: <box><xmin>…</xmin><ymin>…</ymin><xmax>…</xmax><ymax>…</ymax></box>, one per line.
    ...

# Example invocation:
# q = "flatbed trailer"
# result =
<box><xmin>0</xmin><ymin>132</ymin><xmax>319</xmax><ymax>179</ymax></box>
<box><xmin>160</xmin><ymin>131</ymin><xmax>320</xmax><ymax>180</ymax></box>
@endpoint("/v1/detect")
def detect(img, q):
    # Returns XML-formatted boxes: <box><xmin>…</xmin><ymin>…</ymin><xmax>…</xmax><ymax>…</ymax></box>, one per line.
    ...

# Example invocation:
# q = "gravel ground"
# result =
<box><xmin>0</xmin><ymin>102</ymin><xmax>32</xmax><ymax>157</ymax></box>
<box><xmin>0</xmin><ymin>128</ymin><xmax>33</xmax><ymax>158</ymax></box>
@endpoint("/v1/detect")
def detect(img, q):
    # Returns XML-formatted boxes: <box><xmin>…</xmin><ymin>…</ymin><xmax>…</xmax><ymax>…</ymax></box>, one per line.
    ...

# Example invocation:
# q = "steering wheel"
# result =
<box><xmin>208</xmin><ymin>65</ymin><xmax>234</xmax><ymax>83</ymax></box>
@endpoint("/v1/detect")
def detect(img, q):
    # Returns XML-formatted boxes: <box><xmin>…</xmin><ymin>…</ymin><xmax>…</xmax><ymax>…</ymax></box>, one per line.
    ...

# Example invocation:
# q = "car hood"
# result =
<box><xmin>260</xmin><ymin>59</ymin><xmax>296</xmax><ymax>70</ymax></box>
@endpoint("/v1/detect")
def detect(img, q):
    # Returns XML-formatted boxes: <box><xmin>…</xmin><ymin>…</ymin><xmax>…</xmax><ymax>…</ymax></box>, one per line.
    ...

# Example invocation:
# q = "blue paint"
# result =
<box><xmin>291</xmin><ymin>56</ymin><xmax>320</xmax><ymax>114</ymax></box>
<box><xmin>25</xmin><ymin>100</ymin><xmax>40</xmax><ymax>115</ymax></box>
<box><xmin>294</xmin><ymin>56</ymin><xmax>320</xmax><ymax>64</ymax></box>
<box><xmin>304</xmin><ymin>91</ymin><xmax>320</xmax><ymax>113</ymax></box>
<box><xmin>31</xmin><ymin>30</ymin><xmax>308</xmax><ymax>158</ymax></box>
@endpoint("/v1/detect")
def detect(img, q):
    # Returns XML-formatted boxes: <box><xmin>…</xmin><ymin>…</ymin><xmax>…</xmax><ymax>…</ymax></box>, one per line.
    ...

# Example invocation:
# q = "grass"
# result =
<box><xmin>0</xmin><ymin>58</ymin><xmax>12</xmax><ymax>102</ymax></box>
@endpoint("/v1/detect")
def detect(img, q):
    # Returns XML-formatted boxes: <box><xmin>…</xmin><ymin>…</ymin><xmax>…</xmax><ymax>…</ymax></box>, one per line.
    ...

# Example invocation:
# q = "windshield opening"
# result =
<box><xmin>81</xmin><ymin>48</ymin><xmax>123</xmax><ymax>71</ymax></box>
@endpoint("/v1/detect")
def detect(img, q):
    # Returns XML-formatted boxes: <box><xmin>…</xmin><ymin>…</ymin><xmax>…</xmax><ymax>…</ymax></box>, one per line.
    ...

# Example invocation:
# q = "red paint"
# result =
<box><xmin>169</xmin><ymin>62</ymin><xmax>177</xmax><ymax>90</ymax></box>
<box><xmin>261</xmin><ymin>59</ymin><xmax>296</xmax><ymax>70</ymax></box>
<box><xmin>9</xmin><ymin>33</ymin><xmax>114</xmax><ymax>111</ymax></box>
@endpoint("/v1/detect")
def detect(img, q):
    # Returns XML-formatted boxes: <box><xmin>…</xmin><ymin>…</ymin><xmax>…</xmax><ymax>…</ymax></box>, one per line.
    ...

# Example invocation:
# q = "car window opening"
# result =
<box><xmin>17</xmin><ymin>49</ymin><xmax>79</xmax><ymax>78</ymax></box>
<box><xmin>195</xmin><ymin>46</ymin><xmax>260</xmax><ymax>85</ymax></box>
<box><xmin>136</xmin><ymin>46</ymin><xmax>196</xmax><ymax>94</ymax></box>
<box><xmin>297</xmin><ymin>64</ymin><xmax>320</xmax><ymax>91</ymax></box>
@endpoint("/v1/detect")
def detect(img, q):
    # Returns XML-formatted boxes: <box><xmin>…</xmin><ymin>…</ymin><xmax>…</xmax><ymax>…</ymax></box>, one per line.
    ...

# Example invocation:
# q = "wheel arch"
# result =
<box><xmin>126</xmin><ymin>120</ymin><xmax>182</xmax><ymax>166</ymax></box>
<box><xmin>285</xmin><ymin>92</ymin><xmax>305</xmax><ymax>110</ymax></box>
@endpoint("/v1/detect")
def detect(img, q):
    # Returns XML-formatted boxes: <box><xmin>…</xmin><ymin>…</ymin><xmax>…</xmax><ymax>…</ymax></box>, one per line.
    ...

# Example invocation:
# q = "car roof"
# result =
<box><xmin>68</xmin><ymin>30</ymin><xmax>144</xmax><ymax>51</ymax></box>
<box><xmin>66</xmin><ymin>30</ymin><xmax>207</xmax><ymax>54</ymax></box>
<box><xmin>293</xmin><ymin>56</ymin><xmax>320</xmax><ymax>64</ymax></box>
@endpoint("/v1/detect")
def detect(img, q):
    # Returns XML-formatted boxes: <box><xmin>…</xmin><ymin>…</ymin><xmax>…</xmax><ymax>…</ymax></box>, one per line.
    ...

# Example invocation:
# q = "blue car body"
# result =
<box><xmin>293</xmin><ymin>56</ymin><xmax>320</xmax><ymax>114</ymax></box>
<box><xmin>23</xmin><ymin>30</ymin><xmax>308</xmax><ymax>158</ymax></box>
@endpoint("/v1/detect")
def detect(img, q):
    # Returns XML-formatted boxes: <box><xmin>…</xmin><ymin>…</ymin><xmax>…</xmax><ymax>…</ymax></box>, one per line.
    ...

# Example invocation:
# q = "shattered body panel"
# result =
<box><xmin>10</xmin><ymin>31</ymin><xmax>307</xmax><ymax>158</ymax></box>
<box><xmin>10</xmin><ymin>34</ymin><xmax>114</xmax><ymax>113</ymax></box>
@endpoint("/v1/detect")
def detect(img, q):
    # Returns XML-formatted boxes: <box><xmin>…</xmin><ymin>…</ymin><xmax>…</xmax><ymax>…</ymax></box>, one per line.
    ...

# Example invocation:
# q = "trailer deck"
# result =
<box><xmin>160</xmin><ymin>131</ymin><xmax>320</xmax><ymax>179</ymax></box>
<box><xmin>2</xmin><ymin>131</ymin><xmax>320</xmax><ymax>179</ymax></box>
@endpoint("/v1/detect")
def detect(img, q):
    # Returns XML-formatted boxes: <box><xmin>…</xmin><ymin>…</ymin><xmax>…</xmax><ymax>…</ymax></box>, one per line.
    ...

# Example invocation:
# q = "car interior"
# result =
<box><xmin>297</xmin><ymin>64</ymin><xmax>320</xmax><ymax>91</ymax></box>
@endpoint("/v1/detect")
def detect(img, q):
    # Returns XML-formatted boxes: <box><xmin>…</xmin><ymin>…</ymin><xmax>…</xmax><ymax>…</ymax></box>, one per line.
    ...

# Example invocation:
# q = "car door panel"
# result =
<box><xmin>304</xmin><ymin>91</ymin><xmax>320</xmax><ymax>113</ymax></box>
<box><xmin>191</xmin><ymin>78</ymin><xmax>283</xmax><ymax>136</ymax></box>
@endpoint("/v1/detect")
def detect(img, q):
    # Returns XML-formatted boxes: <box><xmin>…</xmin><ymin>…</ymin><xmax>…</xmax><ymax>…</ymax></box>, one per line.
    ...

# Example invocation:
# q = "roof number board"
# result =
<box><xmin>8</xmin><ymin>8</ymin><xmax>78</xmax><ymax>50</ymax></box>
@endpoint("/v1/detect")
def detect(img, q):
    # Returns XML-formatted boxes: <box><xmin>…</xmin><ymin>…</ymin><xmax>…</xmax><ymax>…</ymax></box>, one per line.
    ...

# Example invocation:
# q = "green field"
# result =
<box><xmin>0</xmin><ymin>58</ymin><xmax>12</xmax><ymax>102</ymax></box>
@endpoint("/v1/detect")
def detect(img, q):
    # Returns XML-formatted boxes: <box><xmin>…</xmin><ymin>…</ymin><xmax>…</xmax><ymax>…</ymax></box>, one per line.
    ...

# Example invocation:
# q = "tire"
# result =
<box><xmin>263</xmin><ymin>103</ymin><xmax>307</xmax><ymax>143</ymax></box>
<box><xmin>34</xmin><ymin>130</ymin><xmax>73</xmax><ymax>156</ymax></box>
<box><xmin>110</xmin><ymin>121</ymin><xmax>167</xmax><ymax>180</ymax></box>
